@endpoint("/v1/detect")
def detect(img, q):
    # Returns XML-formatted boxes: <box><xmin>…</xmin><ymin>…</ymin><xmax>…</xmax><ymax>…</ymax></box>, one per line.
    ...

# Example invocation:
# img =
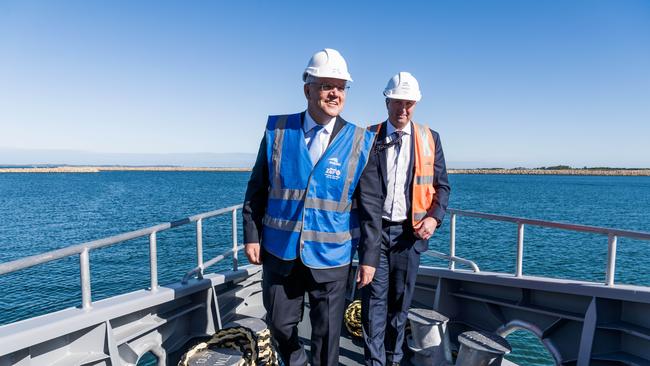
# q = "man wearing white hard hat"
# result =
<box><xmin>242</xmin><ymin>48</ymin><xmax>382</xmax><ymax>366</ymax></box>
<box><xmin>360</xmin><ymin>72</ymin><xmax>450</xmax><ymax>366</ymax></box>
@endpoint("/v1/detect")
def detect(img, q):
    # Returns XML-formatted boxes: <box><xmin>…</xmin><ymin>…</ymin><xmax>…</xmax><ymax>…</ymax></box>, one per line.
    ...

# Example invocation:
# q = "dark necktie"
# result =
<box><xmin>376</xmin><ymin>130</ymin><xmax>405</xmax><ymax>153</ymax></box>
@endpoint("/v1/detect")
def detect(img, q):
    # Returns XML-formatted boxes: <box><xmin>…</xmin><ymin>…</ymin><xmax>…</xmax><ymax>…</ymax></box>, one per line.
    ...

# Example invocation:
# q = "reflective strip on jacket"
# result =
<box><xmin>370</xmin><ymin>121</ymin><xmax>436</xmax><ymax>226</ymax></box>
<box><xmin>263</xmin><ymin>113</ymin><xmax>375</xmax><ymax>268</ymax></box>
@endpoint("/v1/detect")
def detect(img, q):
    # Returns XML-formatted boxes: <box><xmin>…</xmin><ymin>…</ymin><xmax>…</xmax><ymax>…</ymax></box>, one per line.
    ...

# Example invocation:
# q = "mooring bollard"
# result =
<box><xmin>406</xmin><ymin>308</ymin><xmax>452</xmax><ymax>365</ymax></box>
<box><xmin>455</xmin><ymin>330</ymin><xmax>511</xmax><ymax>366</ymax></box>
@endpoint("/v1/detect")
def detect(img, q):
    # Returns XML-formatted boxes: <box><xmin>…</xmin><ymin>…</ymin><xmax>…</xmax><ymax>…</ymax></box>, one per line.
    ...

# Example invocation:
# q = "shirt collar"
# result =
<box><xmin>304</xmin><ymin>110</ymin><xmax>335</xmax><ymax>135</ymax></box>
<box><xmin>385</xmin><ymin>120</ymin><xmax>412</xmax><ymax>137</ymax></box>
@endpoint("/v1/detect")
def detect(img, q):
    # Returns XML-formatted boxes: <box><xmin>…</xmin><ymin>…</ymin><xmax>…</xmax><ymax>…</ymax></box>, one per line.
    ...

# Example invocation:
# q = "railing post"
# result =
<box><xmin>232</xmin><ymin>208</ymin><xmax>238</xmax><ymax>271</ymax></box>
<box><xmin>79</xmin><ymin>247</ymin><xmax>92</xmax><ymax>310</ymax></box>
<box><xmin>516</xmin><ymin>223</ymin><xmax>525</xmax><ymax>277</ymax></box>
<box><xmin>196</xmin><ymin>219</ymin><xmax>203</xmax><ymax>268</ymax></box>
<box><xmin>449</xmin><ymin>213</ymin><xmax>456</xmax><ymax>270</ymax></box>
<box><xmin>149</xmin><ymin>232</ymin><xmax>158</xmax><ymax>291</ymax></box>
<box><xmin>606</xmin><ymin>234</ymin><xmax>617</xmax><ymax>287</ymax></box>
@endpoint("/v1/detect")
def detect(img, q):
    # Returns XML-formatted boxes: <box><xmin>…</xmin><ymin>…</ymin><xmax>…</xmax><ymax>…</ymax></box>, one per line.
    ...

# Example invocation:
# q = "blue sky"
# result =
<box><xmin>1</xmin><ymin>0</ymin><xmax>649</xmax><ymax>167</ymax></box>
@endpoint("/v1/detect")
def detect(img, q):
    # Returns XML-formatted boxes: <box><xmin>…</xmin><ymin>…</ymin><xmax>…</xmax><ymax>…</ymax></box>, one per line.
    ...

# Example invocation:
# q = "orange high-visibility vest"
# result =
<box><xmin>370</xmin><ymin>121</ymin><xmax>436</xmax><ymax>227</ymax></box>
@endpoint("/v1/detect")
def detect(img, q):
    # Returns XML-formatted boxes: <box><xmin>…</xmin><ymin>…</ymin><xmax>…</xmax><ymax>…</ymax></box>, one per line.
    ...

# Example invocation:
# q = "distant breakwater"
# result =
<box><xmin>2</xmin><ymin>166</ymin><xmax>650</xmax><ymax>176</ymax></box>
<box><xmin>448</xmin><ymin>169</ymin><xmax>650</xmax><ymax>176</ymax></box>
<box><xmin>0</xmin><ymin>166</ymin><xmax>250</xmax><ymax>173</ymax></box>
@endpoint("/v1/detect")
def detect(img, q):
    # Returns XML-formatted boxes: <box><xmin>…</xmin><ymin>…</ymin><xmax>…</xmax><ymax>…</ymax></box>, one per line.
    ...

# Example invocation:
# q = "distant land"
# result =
<box><xmin>0</xmin><ymin>166</ymin><xmax>249</xmax><ymax>173</ymax></box>
<box><xmin>448</xmin><ymin>168</ymin><xmax>650</xmax><ymax>176</ymax></box>
<box><xmin>0</xmin><ymin>148</ymin><xmax>494</xmax><ymax>169</ymax></box>
<box><xmin>1</xmin><ymin>148</ymin><xmax>649</xmax><ymax>175</ymax></box>
<box><xmin>0</xmin><ymin>148</ymin><xmax>257</xmax><ymax>168</ymax></box>
<box><xmin>1</xmin><ymin>165</ymin><xmax>650</xmax><ymax>176</ymax></box>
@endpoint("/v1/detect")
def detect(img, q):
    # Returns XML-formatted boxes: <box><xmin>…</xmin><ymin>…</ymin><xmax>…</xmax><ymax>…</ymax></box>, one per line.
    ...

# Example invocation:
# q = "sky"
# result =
<box><xmin>1</xmin><ymin>0</ymin><xmax>649</xmax><ymax>168</ymax></box>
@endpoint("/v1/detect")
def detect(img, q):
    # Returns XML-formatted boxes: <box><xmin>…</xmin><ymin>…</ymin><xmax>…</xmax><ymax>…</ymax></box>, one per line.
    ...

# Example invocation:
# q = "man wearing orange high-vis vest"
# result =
<box><xmin>361</xmin><ymin>72</ymin><xmax>450</xmax><ymax>366</ymax></box>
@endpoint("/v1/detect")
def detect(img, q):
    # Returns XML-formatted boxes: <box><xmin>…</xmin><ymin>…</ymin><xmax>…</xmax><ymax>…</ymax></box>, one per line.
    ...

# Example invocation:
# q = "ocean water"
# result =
<box><xmin>1</xmin><ymin>172</ymin><xmax>649</xmax><ymax>365</ymax></box>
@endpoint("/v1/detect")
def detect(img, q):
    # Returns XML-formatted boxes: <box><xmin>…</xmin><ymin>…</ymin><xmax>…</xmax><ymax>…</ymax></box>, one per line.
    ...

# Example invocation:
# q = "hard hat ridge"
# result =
<box><xmin>302</xmin><ymin>48</ymin><xmax>353</xmax><ymax>82</ymax></box>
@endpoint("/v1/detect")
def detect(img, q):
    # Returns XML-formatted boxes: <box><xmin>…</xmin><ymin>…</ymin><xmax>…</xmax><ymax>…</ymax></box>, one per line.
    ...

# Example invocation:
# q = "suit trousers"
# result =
<box><xmin>361</xmin><ymin>220</ymin><xmax>421</xmax><ymax>366</ymax></box>
<box><xmin>262</xmin><ymin>259</ymin><xmax>347</xmax><ymax>366</ymax></box>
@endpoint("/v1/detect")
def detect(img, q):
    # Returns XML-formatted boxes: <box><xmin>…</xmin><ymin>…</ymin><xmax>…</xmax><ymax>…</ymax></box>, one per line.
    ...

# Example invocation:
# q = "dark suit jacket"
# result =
<box><xmin>372</xmin><ymin>120</ymin><xmax>451</xmax><ymax>252</ymax></box>
<box><xmin>242</xmin><ymin>112</ymin><xmax>382</xmax><ymax>283</ymax></box>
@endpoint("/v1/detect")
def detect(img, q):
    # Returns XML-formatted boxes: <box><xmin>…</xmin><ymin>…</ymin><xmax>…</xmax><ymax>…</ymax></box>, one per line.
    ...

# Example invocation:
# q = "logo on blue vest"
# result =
<box><xmin>325</xmin><ymin>157</ymin><xmax>342</xmax><ymax>180</ymax></box>
<box><xmin>328</xmin><ymin>157</ymin><xmax>341</xmax><ymax>166</ymax></box>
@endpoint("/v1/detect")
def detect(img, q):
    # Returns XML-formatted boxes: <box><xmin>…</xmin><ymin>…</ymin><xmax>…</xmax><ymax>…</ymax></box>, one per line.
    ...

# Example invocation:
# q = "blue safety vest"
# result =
<box><xmin>262</xmin><ymin>113</ymin><xmax>375</xmax><ymax>268</ymax></box>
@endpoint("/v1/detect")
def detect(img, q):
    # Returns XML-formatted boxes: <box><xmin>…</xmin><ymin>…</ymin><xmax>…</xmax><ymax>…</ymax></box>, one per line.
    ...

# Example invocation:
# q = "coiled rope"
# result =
<box><xmin>344</xmin><ymin>300</ymin><xmax>363</xmax><ymax>338</ymax></box>
<box><xmin>179</xmin><ymin>324</ymin><xmax>279</xmax><ymax>366</ymax></box>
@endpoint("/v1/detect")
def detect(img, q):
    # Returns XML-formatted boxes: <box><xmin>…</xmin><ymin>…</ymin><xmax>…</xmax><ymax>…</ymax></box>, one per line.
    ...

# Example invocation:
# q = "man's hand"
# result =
<box><xmin>414</xmin><ymin>217</ymin><xmax>438</xmax><ymax>240</ymax></box>
<box><xmin>356</xmin><ymin>265</ymin><xmax>376</xmax><ymax>288</ymax></box>
<box><xmin>245</xmin><ymin>243</ymin><xmax>262</xmax><ymax>265</ymax></box>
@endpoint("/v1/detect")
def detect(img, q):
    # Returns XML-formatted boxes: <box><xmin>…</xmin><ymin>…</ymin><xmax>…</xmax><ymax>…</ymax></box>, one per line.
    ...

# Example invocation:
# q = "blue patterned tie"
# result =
<box><xmin>392</xmin><ymin>131</ymin><xmax>405</xmax><ymax>155</ymax></box>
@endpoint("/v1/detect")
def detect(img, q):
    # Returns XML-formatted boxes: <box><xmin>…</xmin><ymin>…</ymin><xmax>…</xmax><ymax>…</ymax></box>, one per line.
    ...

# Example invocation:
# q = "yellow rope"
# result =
<box><xmin>344</xmin><ymin>300</ymin><xmax>363</xmax><ymax>338</ymax></box>
<box><xmin>179</xmin><ymin>325</ymin><xmax>279</xmax><ymax>366</ymax></box>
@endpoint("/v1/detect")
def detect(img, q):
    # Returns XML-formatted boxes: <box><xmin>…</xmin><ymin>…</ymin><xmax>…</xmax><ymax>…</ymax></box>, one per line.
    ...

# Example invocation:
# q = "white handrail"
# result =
<box><xmin>0</xmin><ymin>204</ymin><xmax>243</xmax><ymax>309</ymax></box>
<box><xmin>448</xmin><ymin>208</ymin><xmax>650</xmax><ymax>286</ymax></box>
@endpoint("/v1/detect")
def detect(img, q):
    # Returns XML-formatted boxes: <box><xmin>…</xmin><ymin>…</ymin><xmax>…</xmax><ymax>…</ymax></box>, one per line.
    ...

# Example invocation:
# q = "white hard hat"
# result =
<box><xmin>383</xmin><ymin>71</ymin><xmax>422</xmax><ymax>102</ymax></box>
<box><xmin>302</xmin><ymin>48</ymin><xmax>353</xmax><ymax>82</ymax></box>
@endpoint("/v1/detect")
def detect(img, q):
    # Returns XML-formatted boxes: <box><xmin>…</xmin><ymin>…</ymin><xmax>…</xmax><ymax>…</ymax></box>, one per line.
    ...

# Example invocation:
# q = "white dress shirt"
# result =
<box><xmin>304</xmin><ymin>111</ymin><xmax>335</xmax><ymax>163</ymax></box>
<box><xmin>383</xmin><ymin>120</ymin><xmax>412</xmax><ymax>222</ymax></box>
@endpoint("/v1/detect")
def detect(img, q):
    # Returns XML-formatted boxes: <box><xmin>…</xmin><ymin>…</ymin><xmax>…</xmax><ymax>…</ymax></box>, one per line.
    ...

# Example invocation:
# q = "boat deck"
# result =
<box><xmin>298</xmin><ymin>301</ymin><xmax>366</xmax><ymax>365</ymax></box>
<box><xmin>3</xmin><ymin>205</ymin><xmax>650</xmax><ymax>365</ymax></box>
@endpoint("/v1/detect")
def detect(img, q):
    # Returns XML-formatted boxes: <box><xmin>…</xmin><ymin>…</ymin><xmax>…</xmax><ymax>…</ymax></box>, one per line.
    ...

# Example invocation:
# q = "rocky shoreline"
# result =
<box><xmin>1</xmin><ymin>166</ymin><xmax>649</xmax><ymax>176</ymax></box>
<box><xmin>0</xmin><ymin>166</ymin><xmax>250</xmax><ymax>173</ymax></box>
<box><xmin>448</xmin><ymin>169</ymin><xmax>650</xmax><ymax>176</ymax></box>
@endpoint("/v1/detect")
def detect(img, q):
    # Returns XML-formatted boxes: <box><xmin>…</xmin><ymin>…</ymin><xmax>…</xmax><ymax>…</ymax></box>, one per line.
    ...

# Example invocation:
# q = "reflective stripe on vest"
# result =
<box><xmin>412</xmin><ymin>122</ymin><xmax>436</xmax><ymax>225</ymax></box>
<box><xmin>369</xmin><ymin>121</ymin><xmax>436</xmax><ymax>227</ymax></box>
<box><xmin>263</xmin><ymin>215</ymin><xmax>302</xmax><ymax>232</ymax></box>
<box><xmin>263</xmin><ymin>113</ymin><xmax>374</xmax><ymax>267</ymax></box>
<box><xmin>268</xmin><ymin>188</ymin><xmax>305</xmax><ymax>201</ymax></box>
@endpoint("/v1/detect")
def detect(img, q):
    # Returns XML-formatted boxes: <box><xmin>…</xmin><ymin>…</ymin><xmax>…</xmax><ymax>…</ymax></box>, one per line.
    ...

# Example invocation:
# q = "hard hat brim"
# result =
<box><xmin>383</xmin><ymin>90</ymin><xmax>421</xmax><ymax>102</ymax></box>
<box><xmin>303</xmin><ymin>71</ymin><xmax>353</xmax><ymax>82</ymax></box>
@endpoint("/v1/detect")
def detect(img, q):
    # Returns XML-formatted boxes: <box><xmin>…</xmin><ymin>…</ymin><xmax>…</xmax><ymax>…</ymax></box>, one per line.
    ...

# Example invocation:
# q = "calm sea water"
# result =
<box><xmin>1</xmin><ymin>172</ymin><xmax>649</xmax><ymax>365</ymax></box>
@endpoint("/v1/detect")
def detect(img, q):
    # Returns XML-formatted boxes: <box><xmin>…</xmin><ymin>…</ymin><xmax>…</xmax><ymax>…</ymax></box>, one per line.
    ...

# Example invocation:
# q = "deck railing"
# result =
<box><xmin>2</xmin><ymin>205</ymin><xmax>650</xmax><ymax>313</ymax></box>
<box><xmin>447</xmin><ymin>209</ymin><xmax>650</xmax><ymax>286</ymax></box>
<box><xmin>0</xmin><ymin>204</ymin><xmax>243</xmax><ymax>310</ymax></box>
<box><xmin>423</xmin><ymin>250</ymin><xmax>480</xmax><ymax>272</ymax></box>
